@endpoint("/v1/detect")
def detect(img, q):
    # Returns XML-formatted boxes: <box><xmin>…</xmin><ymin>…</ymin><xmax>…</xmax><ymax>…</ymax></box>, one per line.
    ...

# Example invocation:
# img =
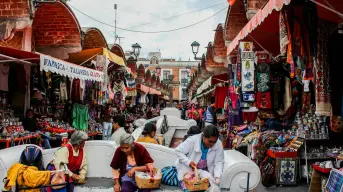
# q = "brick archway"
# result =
<box><xmin>82</xmin><ymin>27</ymin><xmax>108</xmax><ymax>50</ymax></box>
<box><xmin>110</xmin><ymin>44</ymin><xmax>126</xmax><ymax>64</ymax></box>
<box><xmin>137</xmin><ymin>64</ymin><xmax>145</xmax><ymax>83</ymax></box>
<box><xmin>32</xmin><ymin>1</ymin><xmax>81</xmax><ymax>59</ymax></box>
<box><xmin>213</xmin><ymin>24</ymin><xmax>227</xmax><ymax>63</ymax></box>
<box><xmin>224</xmin><ymin>0</ymin><xmax>248</xmax><ymax>42</ymax></box>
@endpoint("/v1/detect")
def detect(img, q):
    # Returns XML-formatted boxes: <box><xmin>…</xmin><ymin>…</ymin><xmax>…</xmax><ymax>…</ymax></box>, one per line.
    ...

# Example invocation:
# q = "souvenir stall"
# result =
<box><xmin>224</xmin><ymin>0</ymin><xmax>343</xmax><ymax>188</ymax></box>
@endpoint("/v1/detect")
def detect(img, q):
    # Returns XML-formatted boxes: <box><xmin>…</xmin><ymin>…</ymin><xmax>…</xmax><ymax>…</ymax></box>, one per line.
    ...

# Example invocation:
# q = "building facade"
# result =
<box><xmin>130</xmin><ymin>52</ymin><xmax>197</xmax><ymax>101</ymax></box>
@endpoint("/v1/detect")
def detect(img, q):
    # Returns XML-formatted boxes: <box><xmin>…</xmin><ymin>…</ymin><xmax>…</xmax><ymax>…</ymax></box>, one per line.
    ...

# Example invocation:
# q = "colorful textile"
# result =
<box><xmin>257</xmin><ymin>73</ymin><xmax>270</xmax><ymax>92</ymax></box>
<box><xmin>256</xmin><ymin>92</ymin><xmax>272</xmax><ymax>109</ymax></box>
<box><xmin>72</xmin><ymin>103</ymin><xmax>89</xmax><ymax>131</ymax></box>
<box><xmin>161</xmin><ymin>166</ymin><xmax>179</xmax><ymax>186</ymax></box>
<box><xmin>279</xmin><ymin>11</ymin><xmax>289</xmax><ymax>56</ymax></box>
<box><xmin>325</xmin><ymin>169</ymin><xmax>343</xmax><ymax>192</ymax></box>
<box><xmin>276</xmin><ymin>158</ymin><xmax>297</xmax><ymax>185</ymax></box>
<box><xmin>315</xmin><ymin>19</ymin><xmax>334</xmax><ymax>116</ymax></box>
<box><xmin>215</xmin><ymin>86</ymin><xmax>228</xmax><ymax>108</ymax></box>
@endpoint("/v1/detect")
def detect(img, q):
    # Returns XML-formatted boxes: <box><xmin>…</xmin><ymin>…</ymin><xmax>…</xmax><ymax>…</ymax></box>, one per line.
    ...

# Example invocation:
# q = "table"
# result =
<box><xmin>0</xmin><ymin>135</ymin><xmax>38</xmax><ymax>148</ymax></box>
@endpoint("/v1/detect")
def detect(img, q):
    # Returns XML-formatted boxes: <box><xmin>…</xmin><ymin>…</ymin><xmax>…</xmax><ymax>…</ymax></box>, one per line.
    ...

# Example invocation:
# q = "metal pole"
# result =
<box><xmin>246</xmin><ymin>172</ymin><xmax>250</xmax><ymax>192</ymax></box>
<box><xmin>114</xmin><ymin>4</ymin><xmax>117</xmax><ymax>44</ymax></box>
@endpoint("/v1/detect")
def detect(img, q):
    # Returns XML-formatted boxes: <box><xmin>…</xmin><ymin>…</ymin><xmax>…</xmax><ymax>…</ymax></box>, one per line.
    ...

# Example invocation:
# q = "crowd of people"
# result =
<box><xmin>11</xmin><ymin>123</ymin><xmax>224</xmax><ymax>192</ymax></box>
<box><xmin>181</xmin><ymin>102</ymin><xmax>218</xmax><ymax>129</ymax></box>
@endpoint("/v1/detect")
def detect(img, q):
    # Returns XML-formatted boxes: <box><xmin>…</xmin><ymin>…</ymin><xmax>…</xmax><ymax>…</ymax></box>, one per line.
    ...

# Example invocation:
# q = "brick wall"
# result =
<box><xmin>247</xmin><ymin>0</ymin><xmax>267</xmax><ymax>12</ymax></box>
<box><xmin>0</xmin><ymin>0</ymin><xmax>29</xmax><ymax>18</ymax></box>
<box><xmin>225</xmin><ymin>1</ymin><xmax>248</xmax><ymax>41</ymax></box>
<box><xmin>214</xmin><ymin>24</ymin><xmax>227</xmax><ymax>58</ymax></box>
<box><xmin>83</xmin><ymin>29</ymin><xmax>107</xmax><ymax>50</ymax></box>
<box><xmin>32</xmin><ymin>2</ymin><xmax>81</xmax><ymax>47</ymax></box>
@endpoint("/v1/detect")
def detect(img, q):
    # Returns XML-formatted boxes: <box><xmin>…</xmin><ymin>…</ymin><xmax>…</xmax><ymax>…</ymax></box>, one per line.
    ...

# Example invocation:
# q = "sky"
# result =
<box><xmin>68</xmin><ymin>0</ymin><xmax>228</xmax><ymax>60</ymax></box>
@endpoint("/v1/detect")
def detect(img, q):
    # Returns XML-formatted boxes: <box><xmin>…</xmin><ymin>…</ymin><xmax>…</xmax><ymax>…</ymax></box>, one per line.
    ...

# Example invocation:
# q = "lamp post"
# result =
<box><xmin>156</xmin><ymin>65</ymin><xmax>161</xmax><ymax>77</ymax></box>
<box><xmin>132</xmin><ymin>43</ymin><xmax>141</xmax><ymax>60</ymax></box>
<box><xmin>191</xmin><ymin>41</ymin><xmax>202</xmax><ymax>60</ymax></box>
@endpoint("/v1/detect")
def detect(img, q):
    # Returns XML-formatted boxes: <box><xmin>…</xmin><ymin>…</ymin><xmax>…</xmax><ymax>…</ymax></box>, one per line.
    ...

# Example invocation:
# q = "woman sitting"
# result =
<box><xmin>110</xmin><ymin>133</ymin><xmax>154</xmax><ymax>192</ymax></box>
<box><xmin>175</xmin><ymin>125</ymin><xmax>224</xmax><ymax>191</ymax></box>
<box><xmin>137</xmin><ymin>122</ymin><xmax>158</xmax><ymax>144</ymax></box>
<box><xmin>183</xmin><ymin>125</ymin><xmax>201</xmax><ymax>142</ymax></box>
<box><xmin>49</xmin><ymin>131</ymin><xmax>88</xmax><ymax>191</ymax></box>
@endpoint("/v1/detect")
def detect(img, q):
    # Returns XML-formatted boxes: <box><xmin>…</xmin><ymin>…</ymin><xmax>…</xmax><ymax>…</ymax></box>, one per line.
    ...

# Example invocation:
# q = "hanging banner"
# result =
<box><xmin>40</xmin><ymin>54</ymin><xmax>104</xmax><ymax>82</ymax></box>
<box><xmin>240</xmin><ymin>42</ymin><xmax>255</xmax><ymax>92</ymax></box>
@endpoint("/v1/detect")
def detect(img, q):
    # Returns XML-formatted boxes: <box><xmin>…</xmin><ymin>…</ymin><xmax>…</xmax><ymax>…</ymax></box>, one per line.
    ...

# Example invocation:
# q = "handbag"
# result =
<box><xmin>161</xmin><ymin>166</ymin><xmax>179</xmax><ymax>186</ymax></box>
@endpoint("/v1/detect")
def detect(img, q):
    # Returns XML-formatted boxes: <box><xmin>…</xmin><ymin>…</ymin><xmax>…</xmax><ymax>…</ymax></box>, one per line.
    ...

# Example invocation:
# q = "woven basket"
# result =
<box><xmin>184</xmin><ymin>168</ymin><xmax>209</xmax><ymax>191</ymax></box>
<box><xmin>135</xmin><ymin>168</ymin><xmax>161</xmax><ymax>189</ymax></box>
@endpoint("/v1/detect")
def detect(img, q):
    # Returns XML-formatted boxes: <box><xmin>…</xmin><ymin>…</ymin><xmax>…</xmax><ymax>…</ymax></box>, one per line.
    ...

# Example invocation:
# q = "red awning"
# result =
<box><xmin>0</xmin><ymin>46</ymin><xmax>40</xmax><ymax>64</ymax></box>
<box><xmin>227</xmin><ymin>0</ymin><xmax>343</xmax><ymax>55</ymax></box>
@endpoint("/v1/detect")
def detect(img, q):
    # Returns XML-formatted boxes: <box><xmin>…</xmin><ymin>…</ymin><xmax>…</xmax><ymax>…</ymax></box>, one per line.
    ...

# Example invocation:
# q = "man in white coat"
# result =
<box><xmin>175</xmin><ymin>125</ymin><xmax>224</xmax><ymax>191</ymax></box>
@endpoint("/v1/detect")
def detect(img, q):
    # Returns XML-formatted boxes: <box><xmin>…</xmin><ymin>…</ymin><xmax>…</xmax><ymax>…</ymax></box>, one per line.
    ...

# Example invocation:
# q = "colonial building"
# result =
<box><xmin>128</xmin><ymin>51</ymin><xmax>197</xmax><ymax>101</ymax></box>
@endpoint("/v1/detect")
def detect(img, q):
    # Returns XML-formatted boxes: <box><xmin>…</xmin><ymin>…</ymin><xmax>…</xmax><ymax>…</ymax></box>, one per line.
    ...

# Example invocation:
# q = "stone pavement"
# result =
<box><xmin>255</xmin><ymin>183</ymin><xmax>309</xmax><ymax>192</ymax></box>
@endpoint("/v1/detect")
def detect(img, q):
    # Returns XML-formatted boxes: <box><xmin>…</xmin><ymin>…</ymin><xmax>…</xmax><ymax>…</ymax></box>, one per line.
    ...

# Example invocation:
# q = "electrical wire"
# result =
<box><xmin>126</xmin><ymin>2</ymin><xmax>226</xmax><ymax>29</ymax></box>
<box><xmin>68</xmin><ymin>3</ymin><xmax>228</xmax><ymax>34</ymax></box>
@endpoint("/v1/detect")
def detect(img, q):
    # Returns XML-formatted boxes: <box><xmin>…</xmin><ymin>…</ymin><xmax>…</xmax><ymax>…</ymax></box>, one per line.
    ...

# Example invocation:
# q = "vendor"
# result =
<box><xmin>111</xmin><ymin>115</ymin><xmax>127</xmax><ymax>145</ymax></box>
<box><xmin>23</xmin><ymin>109</ymin><xmax>51</xmax><ymax>149</ymax></box>
<box><xmin>137</xmin><ymin>122</ymin><xmax>158</xmax><ymax>144</ymax></box>
<box><xmin>23</xmin><ymin>109</ymin><xmax>37</xmax><ymax>132</ymax></box>
<box><xmin>103</xmin><ymin>105</ymin><xmax>113</xmax><ymax>140</ymax></box>
<box><xmin>175</xmin><ymin>125</ymin><xmax>224</xmax><ymax>191</ymax></box>
<box><xmin>110</xmin><ymin>133</ymin><xmax>154</xmax><ymax>192</ymax></box>
<box><xmin>51</xmin><ymin>131</ymin><xmax>88</xmax><ymax>190</ymax></box>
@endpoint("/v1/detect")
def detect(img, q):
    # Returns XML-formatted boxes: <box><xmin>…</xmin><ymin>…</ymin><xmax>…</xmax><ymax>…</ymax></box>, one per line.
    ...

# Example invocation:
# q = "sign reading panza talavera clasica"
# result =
<box><xmin>39</xmin><ymin>54</ymin><xmax>104</xmax><ymax>82</ymax></box>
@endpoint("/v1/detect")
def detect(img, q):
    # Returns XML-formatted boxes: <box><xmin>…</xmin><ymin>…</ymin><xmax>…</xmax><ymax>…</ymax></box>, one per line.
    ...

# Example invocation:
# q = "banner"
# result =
<box><xmin>40</xmin><ymin>54</ymin><xmax>104</xmax><ymax>82</ymax></box>
<box><xmin>240</xmin><ymin>42</ymin><xmax>255</xmax><ymax>92</ymax></box>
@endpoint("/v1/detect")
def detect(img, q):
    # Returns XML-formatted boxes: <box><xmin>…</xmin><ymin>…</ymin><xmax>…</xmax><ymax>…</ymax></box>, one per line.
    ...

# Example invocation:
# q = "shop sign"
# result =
<box><xmin>40</xmin><ymin>54</ymin><xmax>104</xmax><ymax>82</ymax></box>
<box><xmin>240</xmin><ymin>41</ymin><xmax>255</xmax><ymax>92</ymax></box>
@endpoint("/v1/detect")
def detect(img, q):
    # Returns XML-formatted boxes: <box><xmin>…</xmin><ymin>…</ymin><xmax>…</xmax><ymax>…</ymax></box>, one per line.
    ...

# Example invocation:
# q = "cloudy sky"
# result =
<box><xmin>68</xmin><ymin>0</ymin><xmax>228</xmax><ymax>60</ymax></box>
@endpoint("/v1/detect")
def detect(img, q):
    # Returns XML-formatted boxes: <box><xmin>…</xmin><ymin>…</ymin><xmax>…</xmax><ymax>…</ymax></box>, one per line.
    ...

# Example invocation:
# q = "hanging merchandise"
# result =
<box><xmin>72</xmin><ymin>103</ymin><xmax>89</xmax><ymax>131</ymax></box>
<box><xmin>126</xmin><ymin>78</ymin><xmax>137</xmax><ymax>97</ymax></box>
<box><xmin>256</xmin><ymin>92</ymin><xmax>272</xmax><ymax>109</ymax></box>
<box><xmin>214</xmin><ymin>86</ymin><xmax>228</xmax><ymax>109</ymax></box>
<box><xmin>315</xmin><ymin>19</ymin><xmax>335</xmax><ymax>117</ymax></box>
<box><xmin>256</xmin><ymin>63</ymin><xmax>270</xmax><ymax>93</ymax></box>
<box><xmin>71</xmin><ymin>79</ymin><xmax>81</xmax><ymax>102</ymax></box>
<box><xmin>0</xmin><ymin>64</ymin><xmax>9</xmax><ymax>92</ymax></box>
<box><xmin>240</xmin><ymin>42</ymin><xmax>255</xmax><ymax>92</ymax></box>
<box><xmin>97</xmin><ymin>55</ymin><xmax>109</xmax><ymax>92</ymax></box>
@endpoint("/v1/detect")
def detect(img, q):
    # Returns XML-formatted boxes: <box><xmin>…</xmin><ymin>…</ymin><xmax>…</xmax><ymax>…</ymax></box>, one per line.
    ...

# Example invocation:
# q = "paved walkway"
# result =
<box><xmin>255</xmin><ymin>183</ymin><xmax>309</xmax><ymax>192</ymax></box>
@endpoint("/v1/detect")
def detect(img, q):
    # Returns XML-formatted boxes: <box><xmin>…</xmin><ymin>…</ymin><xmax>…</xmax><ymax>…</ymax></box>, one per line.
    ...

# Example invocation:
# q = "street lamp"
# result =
<box><xmin>191</xmin><ymin>41</ymin><xmax>202</xmax><ymax>60</ymax></box>
<box><xmin>132</xmin><ymin>43</ymin><xmax>141</xmax><ymax>60</ymax></box>
<box><xmin>156</xmin><ymin>65</ymin><xmax>161</xmax><ymax>77</ymax></box>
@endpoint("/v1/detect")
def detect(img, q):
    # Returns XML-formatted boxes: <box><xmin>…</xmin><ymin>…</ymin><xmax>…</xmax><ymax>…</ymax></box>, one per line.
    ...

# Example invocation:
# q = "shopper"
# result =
<box><xmin>102</xmin><ymin>105</ymin><xmax>113</xmax><ymax>140</ymax></box>
<box><xmin>110</xmin><ymin>133</ymin><xmax>154</xmax><ymax>192</ymax></box>
<box><xmin>111</xmin><ymin>115</ymin><xmax>127</xmax><ymax>145</ymax></box>
<box><xmin>137</xmin><ymin>122</ymin><xmax>158</xmax><ymax>144</ymax></box>
<box><xmin>175</xmin><ymin>125</ymin><xmax>224</xmax><ymax>191</ymax></box>
<box><xmin>205</xmin><ymin>103</ymin><xmax>217</xmax><ymax>126</ymax></box>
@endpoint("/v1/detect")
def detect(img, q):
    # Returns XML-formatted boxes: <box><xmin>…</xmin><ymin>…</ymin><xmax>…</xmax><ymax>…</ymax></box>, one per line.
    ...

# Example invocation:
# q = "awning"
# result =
<box><xmin>40</xmin><ymin>54</ymin><xmax>104</xmax><ymax>82</ymax></box>
<box><xmin>196</xmin><ymin>73</ymin><xmax>228</xmax><ymax>94</ymax></box>
<box><xmin>0</xmin><ymin>46</ymin><xmax>40</xmax><ymax>64</ymax></box>
<box><xmin>227</xmin><ymin>0</ymin><xmax>291</xmax><ymax>55</ymax></box>
<box><xmin>149</xmin><ymin>88</ymin><xmax>161</xmax><ymax>95</ymax></box>
<box><xmin>67</xmin><ymin>48</ymin><xmax>125</xmax><ymax>66</ymax></box>
<box><xmin>227</xmin><ymin>0</ymin><xmax>343</xmax><ymax>55</ymax></box>
<box><xmin>196</xmin><ymin>87</ymin><xmax>215</xmax><ymax>99</ymax></box>
<box><xmin>137</xmin><ymin>84</ymin><xmax>161</xmax><ymax>95</ymax></box>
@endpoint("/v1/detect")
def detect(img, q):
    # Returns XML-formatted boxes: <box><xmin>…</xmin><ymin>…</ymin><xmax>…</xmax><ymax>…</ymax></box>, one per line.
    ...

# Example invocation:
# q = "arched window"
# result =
<box><xmin>150</xmin><ymin>56</ymin><xmax>158</xmax><ymax>64</ymax></box>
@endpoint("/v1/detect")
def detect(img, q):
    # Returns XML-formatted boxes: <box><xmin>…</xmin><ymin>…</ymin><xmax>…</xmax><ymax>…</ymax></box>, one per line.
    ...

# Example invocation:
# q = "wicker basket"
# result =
<box><xmin>184</xmin><ymin>168</ymin><xmax>209</xmax><ymax>191</ymax></box>
<box><xmin>135</xmin><ymin>168</ymin><xmax>161</xmax><ymax>189</ymax></box>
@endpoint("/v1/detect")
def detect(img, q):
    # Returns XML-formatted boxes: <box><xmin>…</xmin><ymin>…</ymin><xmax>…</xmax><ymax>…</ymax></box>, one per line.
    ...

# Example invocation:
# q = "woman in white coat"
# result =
<box><xmin>175</xmin><ymin>125</ymin><xmax>224</xmax><ymax>191</ymax></box>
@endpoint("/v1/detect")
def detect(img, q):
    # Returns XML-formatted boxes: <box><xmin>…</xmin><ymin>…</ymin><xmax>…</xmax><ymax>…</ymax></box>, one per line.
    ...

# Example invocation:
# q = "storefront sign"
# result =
<box><xmin>240</xmin><ymin>42</ymin><xmax>255</xmax><ymax>92</ymax></box>
<box><xmin>40</xmin><ymin>54</ymin><xmax>104</xmax><ymax>82</ymax></box>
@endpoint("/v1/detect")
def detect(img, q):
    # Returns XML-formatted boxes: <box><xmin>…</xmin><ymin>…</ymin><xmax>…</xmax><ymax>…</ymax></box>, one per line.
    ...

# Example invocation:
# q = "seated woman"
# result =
<box><xmin>183</xmin><ymin>125</ymin><xmax>201</xmax><ymax>142</ymax></box>
<box><xmin>49</xmin><ymin>131</ymin><xmax>88</xmax><ymax>191</ymax></box>
<box><xmin>175</xmin><ymin>125</ymin><xmax>224</xmax><ymax>191</ymax></box>
<box><xmin>137</xmin><ymin>122</ymin><xmax>158</xmax><ymax>144</ymax></box>
<box><xmin>110</xmin><ymin>133</ymin><xmax>154</xmax><ymax>192</ymax></box>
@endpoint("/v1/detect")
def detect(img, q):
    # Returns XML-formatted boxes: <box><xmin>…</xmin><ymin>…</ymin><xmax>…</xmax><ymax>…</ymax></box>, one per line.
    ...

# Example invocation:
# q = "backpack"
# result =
<box><xmin>19</xmin><ymin>146</ymin><xmax>44</xmax><ymax>170</ymax></box>
<box><xmin>202</xmin><ymin>110</ymin><xmax>207</xmax><ymax>121</ymax></box>
<box><xmin>161</xmin><ymin>166</ymin><xmax>179</xmax><ymax>186</ymax></box>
